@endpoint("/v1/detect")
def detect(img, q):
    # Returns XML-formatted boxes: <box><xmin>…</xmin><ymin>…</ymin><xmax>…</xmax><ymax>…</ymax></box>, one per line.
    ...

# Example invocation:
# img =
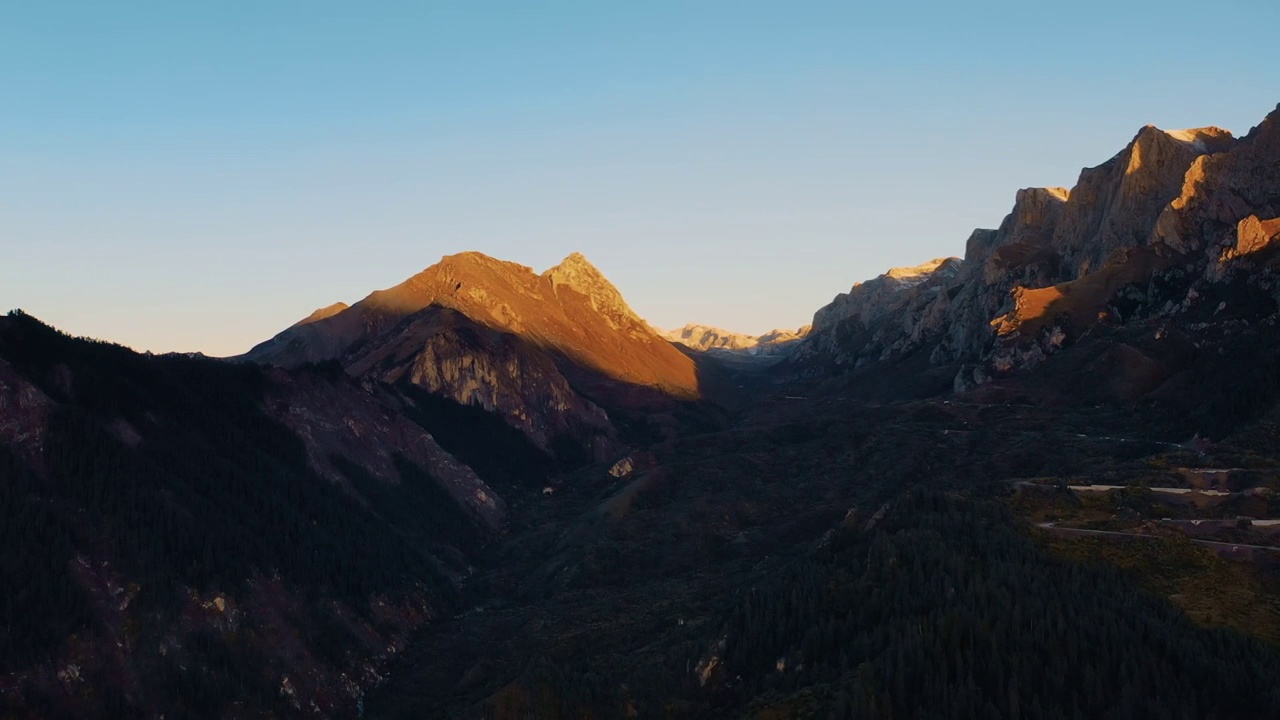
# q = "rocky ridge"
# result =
<box><xmin>796</xmin><ymin>257</ymin><xmax>963</xmax><ymax>368</ymax></box>
<box><xmin>795</xmin><ymin>106</ymin><xmax>1280</xmax><ymax>394</ymax></box>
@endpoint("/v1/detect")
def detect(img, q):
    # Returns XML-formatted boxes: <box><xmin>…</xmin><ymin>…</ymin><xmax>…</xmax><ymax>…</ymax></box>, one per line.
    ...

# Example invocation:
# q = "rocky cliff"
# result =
<box><xmin>263</xmin><ymin>365</ymin><xmax>507</xmax><ymax>532</ymax></box>
<box><xmin>796</xmin><ymin>257</ymin><xmax>963</xmax><ymax>368</ymax></box>
<box><xmin>796</xmin><ymin>105</ymin><xmax>1280</xmax><ymax>396</ymax></box>
<box><xmin>344</xmin><ymin>306</ymin><xmax>616</xmax><ymax>460</ymax></box>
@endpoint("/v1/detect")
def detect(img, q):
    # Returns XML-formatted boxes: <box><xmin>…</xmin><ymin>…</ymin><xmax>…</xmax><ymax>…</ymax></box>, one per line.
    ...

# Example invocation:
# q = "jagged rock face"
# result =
<box><xmin>543</xmin><ymin>252</ymin><xmax>647</xmax><ymax>335</ymax></box>
<box><xmin>798</xmin><ymin>106</ymin><xmax>1280</xmax><ymax>390</ymax></box>
<box><xmin>970</xmin><ymin>188</ymin><xmax>1069</xmax><ymax>268</ymax></box>
<box><xmin>960</xmin><ymin>125</ymin><xmax>1233</xmax><ymax>375</ymax></box>
<box><xmin>345</xmin><ymin>307</ymin><xmax>615</xmax><ymax>460</ymax></box>
<box><xmin>1206</xmin><ymin>215</ymin><xmax>1280</xmax><ymax>282</ymax></box>
<box><xmin>797</xmin><ymin>258</ymin><xmax>962</xmax><ymax>367</ymax></box>
<box><xmin>923</xmin><ymin>188</ymin><xmax>1075</xmax><ymax>365</ymax></box>
<box><xmin>1234</xmin><ymin>215</ymin><xmax>1280</xmax><ymax>257</ymax></box>
<box><xmin>1156</xmin><ymin>109</ymin><xmax>1280</xmax><ymax>255</ymax></box>
<box><xmin>1055</xmin><ymin>126</ymin><xmax>1233</xmax><ymax>276</ymax></box>
<box><xmin>663</xmin><ymin>324</ymin><xmax>809</xmax><ymax>356</ymax></box>
<box><xmin>810</xmin><ymin>258</ymin><xmax>962</xmax><ymax>334</ymax></box>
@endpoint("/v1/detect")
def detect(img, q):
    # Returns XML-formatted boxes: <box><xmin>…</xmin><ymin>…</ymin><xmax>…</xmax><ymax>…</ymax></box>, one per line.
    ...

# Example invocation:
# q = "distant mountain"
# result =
<box><xmin>661</xmin><ymin>323</ymin><xmax>809</xmax><ymax>356</ymax></box>
<box><xmin>798</xmin><ymin>257</ymin><xmax>963</xmax><ymax>368</ymax></box>
<box><xmin>243</xmin><ymin>252</ymin><xmax>706</xmax><ymax>463</ymax></box>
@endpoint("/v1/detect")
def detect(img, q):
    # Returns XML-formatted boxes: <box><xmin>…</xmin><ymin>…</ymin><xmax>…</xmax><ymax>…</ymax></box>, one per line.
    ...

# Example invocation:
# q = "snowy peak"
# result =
<box><xmin>663</xmin><ymin>323</ymin><xmax>809</xmax><ymax>356</ymax></box>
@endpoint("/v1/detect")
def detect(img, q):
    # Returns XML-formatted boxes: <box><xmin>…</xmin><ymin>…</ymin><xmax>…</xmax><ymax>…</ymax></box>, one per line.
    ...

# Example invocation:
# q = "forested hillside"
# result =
<box><xmin>366</xmin><ymin>383</ymin><xmax>1280</xmax><ymax>719</ymax></box>
<box><xmin>0</xmin><ymin>311</ymin><xmax>490</xmax><ymax>717</ymax></box>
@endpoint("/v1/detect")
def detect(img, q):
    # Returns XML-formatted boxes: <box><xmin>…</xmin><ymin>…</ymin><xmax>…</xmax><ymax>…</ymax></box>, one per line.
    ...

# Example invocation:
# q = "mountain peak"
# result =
<box><xmin>243</xmin><ymin>248</ymin><xmax>696</xmax><ymax>396</ymax></box>
<box><xmin>543</xmin><ymin>251</ymin><xmax>605</xmax><ymax>282</ymax></box>
<box><xmin>1130</xmin><ymin>124</ymin><xmax>1234</xmax><ymax>157</ymax></box>
<box><xmin>437</xmin><ymin>250</ymin><xmax>530</xmax><ymax>272</ymax></box>
<box><xmin>541</xmin><ymin>252</ymin><xmax>642</xmax><ymax>331</ymax></box>
<box><xmin>422</xmin><ymin>251</ymin><xmax>535</xmax><ymax>286</ymax></box>
<box><xmin>1234</xmin><ymin>103</ymin><xmax>1280</xmax><ymax>149</ymax></box>
<box><xmin>556</xmin><ymin>250</ymin><xmax>595</xmax><ymax>268</ymax></box>
<box><xmin>882</xmin><ymin>257</ymin><xmax>964</xmax><ymax>286</ymax></box>
<box><xmin>1037</xmin><ymin>186</ymin><xmax>1071</xmax><ymax>202</ymax></box>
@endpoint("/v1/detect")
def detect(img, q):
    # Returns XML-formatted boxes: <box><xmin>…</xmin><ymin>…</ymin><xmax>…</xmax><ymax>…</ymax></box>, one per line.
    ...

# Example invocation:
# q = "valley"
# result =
<box><xmin>5</xmin><ymin>102</ymin><xmax>1280</xmax><ymax>718</ymax></box>
<box><xmin>366</xmin><ymin>392</ymin><xmax>1280</xmax><ymax>718</ymax></box>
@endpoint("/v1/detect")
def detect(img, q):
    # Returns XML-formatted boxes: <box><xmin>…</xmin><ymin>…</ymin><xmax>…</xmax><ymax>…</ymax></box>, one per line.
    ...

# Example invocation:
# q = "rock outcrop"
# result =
<box><xmin>345</xmin><ymin>306</ymin><xmax>615</xmax><ymax>459</ymax></box>
<box><xmin>810</xmin><ymin>258</ymin><xmax>963</xmax><ymax>335</ymax></box>
<box><xmin>1055</xmin><ymin>125</ymin><xmax>1233</xmax><ymax>276</ymax></box>
<box><xmin>263</xmin><ymin>366</ymin><xmax>507</xmax><ymax>532</ymax></box>
<box><xmin>0</xmin><ymin>356</ymin><xmax>53</xmax><ymax>468</ymax></box>
<box><xmin>1156</xmin><ymin>110</ymin><xmax>1280</xmax><ymax>255</ymax></box>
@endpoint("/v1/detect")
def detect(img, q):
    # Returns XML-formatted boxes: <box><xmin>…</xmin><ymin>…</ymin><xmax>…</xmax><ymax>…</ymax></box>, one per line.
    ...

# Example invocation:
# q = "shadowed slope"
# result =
<box><xmin>0</xmin><ymin>311</ymin><xmax>502</xmax><ymax>718</ymax></box>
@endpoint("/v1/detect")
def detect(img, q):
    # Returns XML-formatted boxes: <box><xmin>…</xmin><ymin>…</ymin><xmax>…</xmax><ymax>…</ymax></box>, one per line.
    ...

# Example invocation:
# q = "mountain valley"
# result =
<box><xmin>6</xmin><ymin>103</ymin><xmax>1280</xmax><ymax>718</ymax></box>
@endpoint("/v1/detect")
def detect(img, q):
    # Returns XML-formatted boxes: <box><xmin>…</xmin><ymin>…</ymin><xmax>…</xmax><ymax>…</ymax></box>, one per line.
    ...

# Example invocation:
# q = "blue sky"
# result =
<box><xmin>3</xmin><ymin>1</ymin><xmax>1278</xmax><ymax>355</ymax></box>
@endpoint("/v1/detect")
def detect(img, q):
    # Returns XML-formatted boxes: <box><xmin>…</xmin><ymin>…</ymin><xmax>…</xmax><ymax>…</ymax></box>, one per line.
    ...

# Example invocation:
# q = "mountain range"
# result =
<box><xmin>4</xmin><ymin>103</ymin><xmax>1280</xmax><ymax>718</ymax></box>
<box><xmin>660</xmin><ymin>324</ymin><xmax>809</xmax><ymax>356</ymax></box>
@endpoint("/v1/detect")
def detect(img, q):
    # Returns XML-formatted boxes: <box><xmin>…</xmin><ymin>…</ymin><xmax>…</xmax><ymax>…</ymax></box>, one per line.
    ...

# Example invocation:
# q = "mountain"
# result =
<box><xmin>11</xmin><ymin>104</ymin><xmax>1280</xmax><ymax>720</ymax></box>
<box><xmin>792</xmin><ymin>107</ymin><xmax>1280</xmax><ymax>418</ymax></box>
<box><xmin>661</xmin><ymin>323</ymin><xmax>809</xmax><ymax>356</ymax></box>
<box><xmin>244</xmin><ymin>252</ymin><xmax>694</xmax><ymax>394</ymax></box>
<box><xmin>359</xmin><ymin>106</ymin><xmax>1280</xmax><ymax>720</ymax></box>
<box><xmin>797</xmin><ymin>257</ymin><xmax>963</xmax><ymax>369</ymax></box>
<box><xmin>244</xmin><ymin>252</ymin><xmax>706</xmax><ymax>463</ymax></box>
<box><xmin>0</xmin><ymin>311</ymin><xmax>509</xmax><ymax>718</ymax></box>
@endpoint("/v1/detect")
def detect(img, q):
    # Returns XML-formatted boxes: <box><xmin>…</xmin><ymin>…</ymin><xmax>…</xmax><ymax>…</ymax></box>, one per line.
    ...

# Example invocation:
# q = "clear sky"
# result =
<box><xmin>4</xmin><ymin>1</ymin><xmax>1278</xmax><ymax>356</ymax></box>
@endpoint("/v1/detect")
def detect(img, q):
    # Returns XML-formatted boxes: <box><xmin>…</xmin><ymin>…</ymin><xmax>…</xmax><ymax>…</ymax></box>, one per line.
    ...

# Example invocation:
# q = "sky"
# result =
<box><xmin>3</xmin><ymin>1</ymin><xmax>1278</xmax><ymax>356</ymax></box>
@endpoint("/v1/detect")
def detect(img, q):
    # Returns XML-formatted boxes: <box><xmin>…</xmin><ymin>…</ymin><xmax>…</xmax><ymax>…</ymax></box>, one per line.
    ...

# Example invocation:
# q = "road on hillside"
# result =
<box><xmin>1035</xmin><ymin>522</ymin><xmax>1280</xmax><ymax>553</ymax></box>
